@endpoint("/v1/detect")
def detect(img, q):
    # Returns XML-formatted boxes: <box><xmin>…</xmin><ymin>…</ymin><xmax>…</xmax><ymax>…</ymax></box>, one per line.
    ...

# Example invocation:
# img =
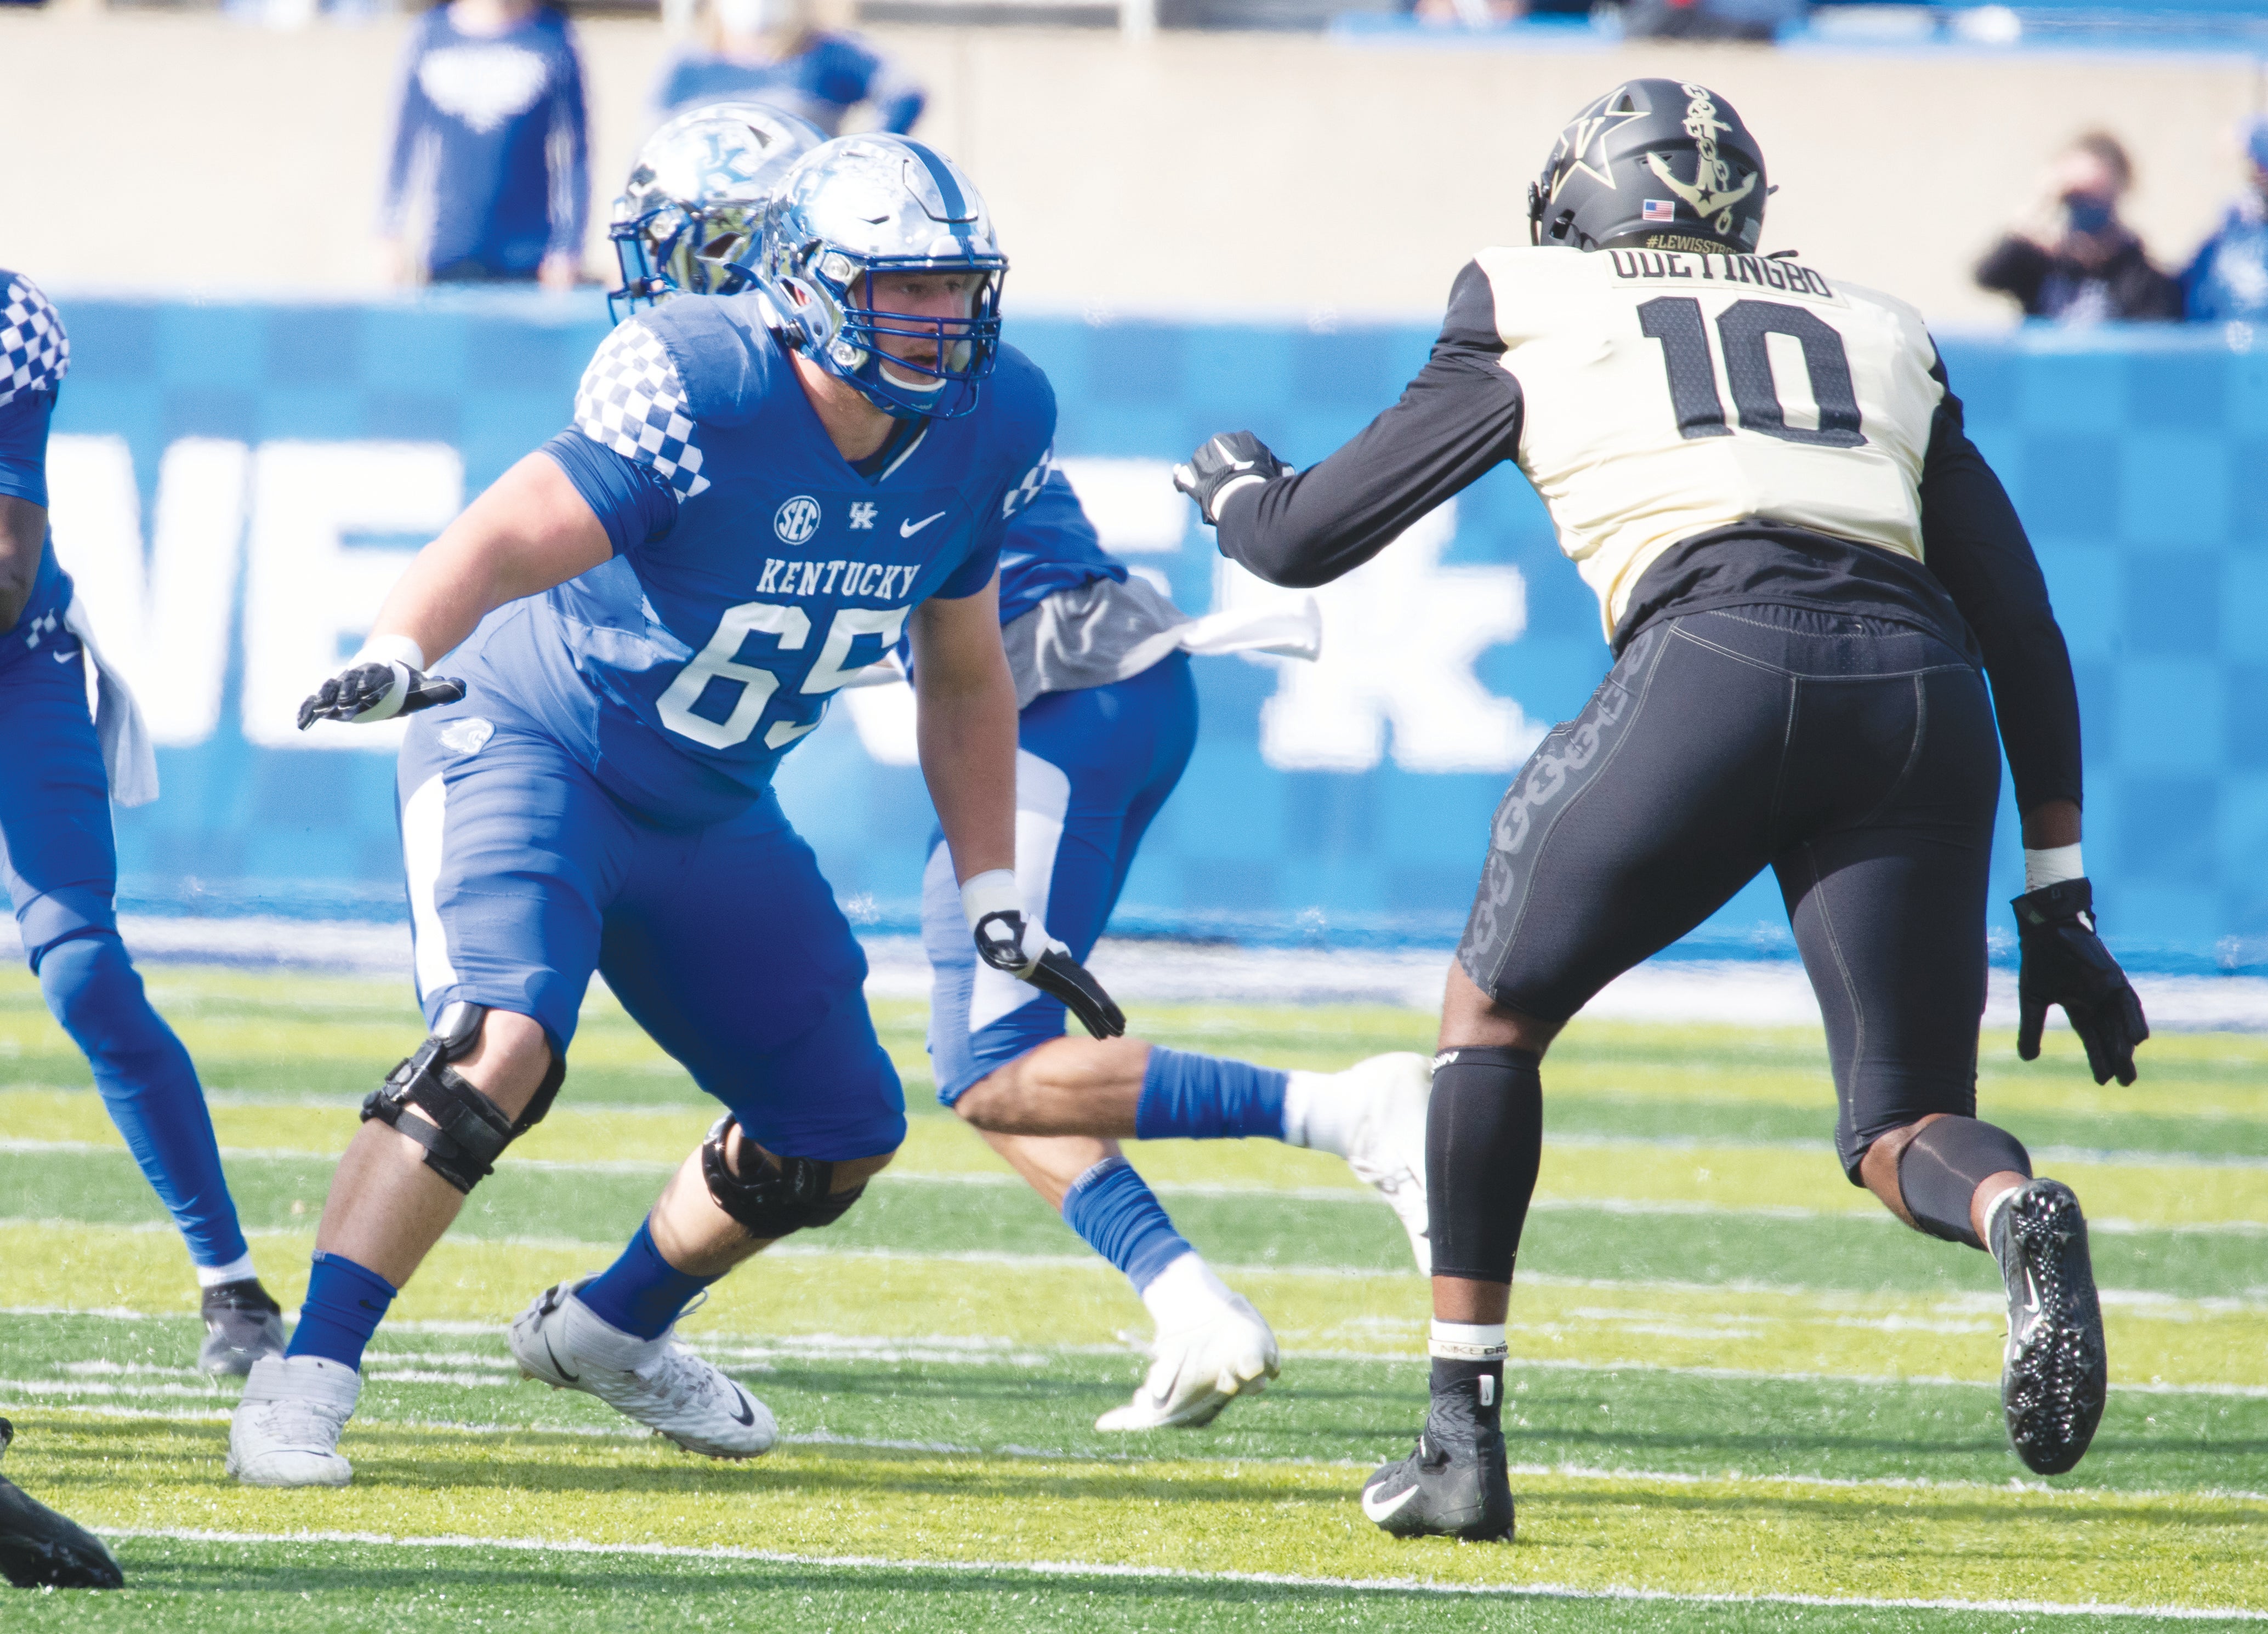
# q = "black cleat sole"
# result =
<box><xmin>0</xmin><ymin>1422</ymin><xmax>123</xmax><ymax>1590</ymax></box>
<box><xmin>1994</xmin><ymin>1180</ymin><xmax>2107</xmax><ymax>1476</ymax></box>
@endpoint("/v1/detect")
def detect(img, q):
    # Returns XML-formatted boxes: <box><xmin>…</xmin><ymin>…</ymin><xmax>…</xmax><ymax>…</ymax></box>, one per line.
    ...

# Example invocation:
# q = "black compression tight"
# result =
<box><xmin>1897</xmin><ymin>1116</ymin><xmax>2032</xmax><ymax>1249</ymax></box>
<box><xmin>1426</xmin><ymin>1046</ymin><xmax>1544</xmax><ymax>1284</ymax></box>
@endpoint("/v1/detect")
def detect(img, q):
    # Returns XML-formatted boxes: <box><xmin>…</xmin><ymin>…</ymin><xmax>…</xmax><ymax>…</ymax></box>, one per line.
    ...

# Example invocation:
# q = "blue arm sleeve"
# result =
<box><xmin>933</xmin><ymin>535</ymin><xmax>1002</xmax><ymax>599</ymax></box>
<box><xmin>0</xmin><ymin>388</ymin><xmax>55</xmax><ymax>508</ymax></box>
<box><xmin>540</xmin><ymin>429</ymin><xmax>679</xmax><ymax>557</ymax></box>
<box><xmin>379</xmin><ymin>30</ymin><xmax>432</xmax><ymax>234</ymax></box>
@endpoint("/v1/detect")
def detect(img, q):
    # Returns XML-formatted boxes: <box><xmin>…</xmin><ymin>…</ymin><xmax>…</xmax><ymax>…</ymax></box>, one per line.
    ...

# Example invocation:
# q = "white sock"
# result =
<box><xmin>196</xmin><ymin>1253</ymin><xmax>257</xmax><ymax>1289</ymax></box>
<box><xmin>1140</xmin><ymin>1251</ymin><xmax>1237</xmax><ymax>1333</ymax></box>
<box><xmin>1281</xmin><ymin>1069</ymin><xmax>1360</xmax><ymax>1157</ymax></box>
<box><xmin>1428</xmin><ymin>1319</ymin><xmax>1508</xmax><ymax>1360</ymax></box>
<box><xmin>1979</xmin><ymin>1181</ymin><xmax>2027</xmax><ymax>1254</ymax></box>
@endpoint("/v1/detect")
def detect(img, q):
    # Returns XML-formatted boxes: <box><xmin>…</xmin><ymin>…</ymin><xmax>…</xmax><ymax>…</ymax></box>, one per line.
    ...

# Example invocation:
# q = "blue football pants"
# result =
<box><xmin>0</xmin><ymin>636</ymin><xmax>248</xmax><ymax>1269</ymax></box>
<box><xmin>396</xmin><ymin>713</ymin><xmax>906</xmax><ymax>1161</ymax></box>
<box><xmin>924</xmin><ymin>654</ymin><xmax>1199</xmax><ymax>1102</ymax></box>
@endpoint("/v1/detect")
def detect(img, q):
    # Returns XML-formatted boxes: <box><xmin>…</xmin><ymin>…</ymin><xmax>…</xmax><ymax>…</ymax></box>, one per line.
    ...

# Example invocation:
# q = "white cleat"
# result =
<box><xmin>1096</xmin><ymin>1293</ymin><xmax>1281</xmax><ymax>1431</ymax></box>
<box><xmin>227</xmin><ymin>1354</ymin><xmax>359</xmax><ymax>1488</ymax></box>
<box><xmin>1324</xmin><ymin>1051</ymin><xmax>1435</xmax><ymax>1275</ymax></box>
<box><xmin>508</xmin><ymin>1280</ymin><xmax>776</xmax><ymax>1460</ymax></box>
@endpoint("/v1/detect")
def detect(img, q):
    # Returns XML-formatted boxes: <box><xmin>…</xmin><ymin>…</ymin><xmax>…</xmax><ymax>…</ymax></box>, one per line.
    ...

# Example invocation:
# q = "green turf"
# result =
<box><xmin>8</xmin><ymin>1536</ymin><xmax>2256</xmax><ymax>1633</ymax></box>
<box><xmin>3</xmin><ymin>965</ymin><xmax>2265</xmax><ymax>1622</ymax></box>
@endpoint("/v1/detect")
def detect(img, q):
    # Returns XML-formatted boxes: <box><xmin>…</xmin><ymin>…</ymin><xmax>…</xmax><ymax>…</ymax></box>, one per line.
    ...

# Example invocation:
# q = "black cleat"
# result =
<box><xmin>1990</xmin><ymin>1179</ymin><xmax>2107</xmax><ymax>1476</ymax></box>
<box><xmin>1360</xmin><ymin>1375</ymin><xmax>1514</xmax><ymax>1541</ymax></box>
<box><xmin>0</xmin><ymin>1421</ymin><xmax>123</xmax><ymax>1590</ymax></box>
<box><xmin>200</xmin><ymin>1278</ymin><xmax>287</xmax><ymax>1377</ymax></box>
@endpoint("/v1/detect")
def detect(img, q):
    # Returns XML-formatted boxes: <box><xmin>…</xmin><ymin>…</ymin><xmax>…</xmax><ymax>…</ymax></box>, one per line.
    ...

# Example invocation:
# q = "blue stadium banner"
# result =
<box><xmin>40</xmin><ymin>292</ymin><xmax>2268</xmax><ymax>973</ymax></box>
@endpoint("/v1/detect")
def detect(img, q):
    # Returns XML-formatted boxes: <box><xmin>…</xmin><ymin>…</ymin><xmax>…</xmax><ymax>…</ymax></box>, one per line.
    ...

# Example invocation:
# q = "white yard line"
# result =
<box><xmin>88</xmin><ymin>1525</ymin><xmax>2268</xmax><ymax>1619</ymax></box>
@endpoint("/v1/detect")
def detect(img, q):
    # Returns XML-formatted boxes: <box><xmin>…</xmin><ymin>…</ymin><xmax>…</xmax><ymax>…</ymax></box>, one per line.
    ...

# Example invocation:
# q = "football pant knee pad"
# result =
<box><xmin>361</xmin><ymin>1001</ymin><xmax>566</xmax><ymax>1194</ymax></box>
<box><xmin>1895</xmin><ymin>1115</ymin><xmax>2032</xmax><ymax>1249</ymax></box>
<box><xmin>700</xmin><ymin>1116</ymin><xmax>865</xmax><ymax>1239</ymax></box>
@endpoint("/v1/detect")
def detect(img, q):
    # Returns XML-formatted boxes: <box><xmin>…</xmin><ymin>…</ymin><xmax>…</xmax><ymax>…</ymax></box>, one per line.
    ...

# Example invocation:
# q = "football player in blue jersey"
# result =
<box><xmin>0</xmin><ymin>270</ymin><xmax>285</xmax><ymax>1377</ymax></box>
<box><xmin>606</xmin><ymin>109</ymin><xmax>1433</xmax><ymax>1433</ymax></box>
<box><xmin>225</xmin><ymin>135</ymin><xmax>1124</xmax><ymax>1487</ymax></box>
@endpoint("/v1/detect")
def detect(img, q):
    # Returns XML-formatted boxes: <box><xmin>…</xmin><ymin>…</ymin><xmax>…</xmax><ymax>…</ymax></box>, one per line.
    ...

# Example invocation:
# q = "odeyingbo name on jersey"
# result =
<box><xmin>452</xmin><ymin>286</ymin><xmax>1056</xmax><ymax>825</ymax></box>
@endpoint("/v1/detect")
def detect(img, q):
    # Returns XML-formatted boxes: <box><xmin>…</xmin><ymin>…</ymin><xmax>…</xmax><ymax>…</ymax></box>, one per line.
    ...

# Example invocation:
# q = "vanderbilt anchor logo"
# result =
<box><xmin>1643</xmin><ymin>83</ymin><xmax>1759</xmax><ymax>241</ymax></box>
<box><xmin>773</xmin><ymin>495</ymin><xmax>822</xmax><ymax>545</ymax></box>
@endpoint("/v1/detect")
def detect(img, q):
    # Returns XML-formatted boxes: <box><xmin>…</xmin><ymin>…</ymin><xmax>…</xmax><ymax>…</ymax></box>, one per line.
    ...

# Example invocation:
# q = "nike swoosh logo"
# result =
<box><xmin>541</xmin><ymin>1331</ymin><xmax>581</xmax><ymax>1384</ymax></box>
<box><xmin>728</xmin><ymin>1386</ymin><xmax>755</xmax><ymax>1427</ymax></box>
<box><xmin>900</xmin><ymin>510</ymin><xmax>947</xmax><ymax>538</ymax></box>
<box><xmin>1361</xmin><ymin>1481</ymin><xmax>1421</xmax><ymax>1523</ymax></box>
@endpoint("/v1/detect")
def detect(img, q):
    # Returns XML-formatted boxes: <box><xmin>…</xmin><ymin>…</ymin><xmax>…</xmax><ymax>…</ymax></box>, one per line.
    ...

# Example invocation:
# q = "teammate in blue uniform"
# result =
<box><xmin>600</xmin><ymin>113</ymin><xmax>1437</xmax><ymax>1430</ymax></box>
<box><xmin>226</xmin><ymin>135</ymin><xmax>1122</xmax><ymax>1488</ymax></box>
<box><xmin>0</xmin><ymin>271</ymin><xmax>283</xmax><ymax>1376</ymax></box>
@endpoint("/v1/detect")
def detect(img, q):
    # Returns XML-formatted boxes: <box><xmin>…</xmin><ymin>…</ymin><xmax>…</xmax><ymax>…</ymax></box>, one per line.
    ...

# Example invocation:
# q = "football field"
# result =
<box><xmin>2</xmin><ymin>963</ymin><xmax>2263</xmax><ymax>1631</ymax></box>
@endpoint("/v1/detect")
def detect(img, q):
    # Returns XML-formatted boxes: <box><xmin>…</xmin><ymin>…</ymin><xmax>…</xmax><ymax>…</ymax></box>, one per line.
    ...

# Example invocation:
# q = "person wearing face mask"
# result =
<box><xmin>648</xmin><ymin>0</ymin><xmax>924</xmax><ymax>137</ymax></box>
<box><xmin>1975</xmin><ymin>132</ymin><xmax>2180</xmax><ymax>324</ymax></box>
<box><xmin>2181</xmin><ymin>119</ymin><xmax>2268</xmax><ymax>323</ymax></box>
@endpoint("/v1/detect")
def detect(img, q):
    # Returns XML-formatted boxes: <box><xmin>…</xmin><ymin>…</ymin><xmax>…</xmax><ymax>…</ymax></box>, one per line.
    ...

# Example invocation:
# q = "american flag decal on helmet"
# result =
<box><xmin>1642</xmin><ymin>199</ymin><xmax>1676</xmax><ymax>223</ymax></box>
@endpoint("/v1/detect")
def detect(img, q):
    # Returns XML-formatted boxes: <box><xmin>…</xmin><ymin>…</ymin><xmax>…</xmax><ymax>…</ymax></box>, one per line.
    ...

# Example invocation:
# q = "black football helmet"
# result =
<box><xmin>1527</xmin><ymin>79</ymin><xmax>1769</xmax><ymax>255</ymax></box>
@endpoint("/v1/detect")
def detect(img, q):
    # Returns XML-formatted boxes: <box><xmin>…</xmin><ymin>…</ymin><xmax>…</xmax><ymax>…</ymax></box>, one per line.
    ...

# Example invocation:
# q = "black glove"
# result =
<box><xmin>967</xmin><ymin>884</ymin><xmax>1126</xmax><ymax>1040</ymax></box>
<box><xmin>1173</xmin><ymin>431</ymin><xmax>1293</xmax><ymax>526</ymax></box>
<box><xmin>0</xmin><ymin>1419</ymin><xmax>124</xmax><ymax>1589</ymax></box>
<box><xmin>2012</xmin><ymin>878</ymin><xmax>2148</xmax><ymax>1086</ymax></box>
<box><xmin>297</xmin><ymin>659</ymin><xmax>465</xmax><ymax>731</ymax></box>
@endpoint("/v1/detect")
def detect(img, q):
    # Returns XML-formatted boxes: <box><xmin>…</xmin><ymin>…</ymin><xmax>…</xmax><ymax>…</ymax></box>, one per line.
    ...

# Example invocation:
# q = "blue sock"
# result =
<box><xmin>576</xmin><ymin>1219</ymin><xmax>720</xmax><ymax>1341</ymax></box>
<box><xmin>1133</xmin><ymin>1047</ymin><xmax>1291</xmax><ymax>1143</ymax></box>
<box><xmin>38</xmin><ymin>933</ymin><xmax>250</xmax><ymax>1269</ymax></box>
<box><xmin>1061</xmin><ymin>1158</ymin><xmax>1192</xmax><ymax>1294</ymax></box>
<box><xmin>285</xmin><ymin>1252</ymin><xmax>397</xmax><ymax>1370</ymax></box>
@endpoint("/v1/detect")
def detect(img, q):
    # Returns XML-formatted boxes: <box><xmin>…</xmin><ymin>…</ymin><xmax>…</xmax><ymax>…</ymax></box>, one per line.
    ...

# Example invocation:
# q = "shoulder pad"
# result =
<box><xmin>1</xmin><ymin>271</ymin><xmax>70</xmax><ymax>410</ymax></box>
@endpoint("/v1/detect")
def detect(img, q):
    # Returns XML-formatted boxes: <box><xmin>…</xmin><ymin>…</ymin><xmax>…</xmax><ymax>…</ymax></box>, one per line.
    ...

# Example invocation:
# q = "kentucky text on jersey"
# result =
<box><xmin>463</xmin><ymin>288</ymin><xmax>1054</xmax><ymax>824</ymax></box>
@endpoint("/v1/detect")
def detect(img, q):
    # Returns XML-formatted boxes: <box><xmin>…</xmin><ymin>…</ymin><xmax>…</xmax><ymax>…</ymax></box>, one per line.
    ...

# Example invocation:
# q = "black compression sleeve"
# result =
<box><xmin>1918</xmin><ymin>368</ymin><xmax>2085</xmax><ymax>813</ymax></box>
<box><xmin>1214</xmin><ymin>260</ymin><xmax>1524</xmax><ymax>589</ymax></box>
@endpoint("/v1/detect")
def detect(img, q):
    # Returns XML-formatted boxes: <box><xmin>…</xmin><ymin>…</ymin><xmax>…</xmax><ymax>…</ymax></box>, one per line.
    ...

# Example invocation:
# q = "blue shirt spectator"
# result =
<box><xmin>649</xmin><ymin>0</ymin><xmax>923</xmax><ymax>136</ymax></box>
<box><xmin>2182</xmin><ymin>121</ymin><xmax>2268</xmax><ymax>323</ymax></box>
<box><xmin>380</xmin><ymin>0</ymin><xmax>590</xmax><ymax>288</ymax></box>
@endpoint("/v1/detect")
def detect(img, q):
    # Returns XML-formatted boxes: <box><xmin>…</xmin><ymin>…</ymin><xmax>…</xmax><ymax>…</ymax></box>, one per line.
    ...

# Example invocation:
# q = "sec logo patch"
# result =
<box><xmin>774</xmin><ymin>495</ymin><xmax>822</xmax><ymax>545</ymax></box>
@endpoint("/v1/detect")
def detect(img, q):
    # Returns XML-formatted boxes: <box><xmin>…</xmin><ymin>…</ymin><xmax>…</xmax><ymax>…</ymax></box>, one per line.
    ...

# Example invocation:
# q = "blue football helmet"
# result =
<box><xmin>749</xmin><ymin>134</ymin><xmax>1007</xmax><ymax>420</ymax></box>
<box><xmin>609</xmin><ymin>102</ymin><xmax>825</xmax><ymax>318</ymax></box>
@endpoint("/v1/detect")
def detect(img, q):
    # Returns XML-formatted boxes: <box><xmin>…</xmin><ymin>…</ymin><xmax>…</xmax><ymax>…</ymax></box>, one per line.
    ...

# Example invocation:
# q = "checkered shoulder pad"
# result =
<box><xmin>572</xmin><ymin>318</ymin><xmax>710</xmax><ymax>500</ymax></box>
<box><xmin>1</xmin><ymin>272</ymin><xmax>69</xmax><ymax>412</ymax></box>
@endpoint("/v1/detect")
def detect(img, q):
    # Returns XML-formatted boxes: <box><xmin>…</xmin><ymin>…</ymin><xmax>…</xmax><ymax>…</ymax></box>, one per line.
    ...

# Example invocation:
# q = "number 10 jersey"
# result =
<box><xmin>1476</xmin><ymin>244</ymin><xmax>1945</xmax><ymax>640</ymax></box>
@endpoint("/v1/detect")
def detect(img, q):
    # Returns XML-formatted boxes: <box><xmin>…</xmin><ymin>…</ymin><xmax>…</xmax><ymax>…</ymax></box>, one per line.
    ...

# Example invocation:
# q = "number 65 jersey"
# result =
<box><xmin>454</xmin><ymin>291</ymin><xmax>1055</xmax><ymax>826</ymax></box>
<box><xmin>1483</xmin><ymin>244</ymin><xmax>1943</xmax><ymax>640</ymax></box>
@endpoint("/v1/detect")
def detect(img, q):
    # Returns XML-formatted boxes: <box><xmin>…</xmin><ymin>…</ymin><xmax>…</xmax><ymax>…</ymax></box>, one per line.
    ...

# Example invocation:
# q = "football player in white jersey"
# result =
<box><xmin>1174</xmin><ymin>79</ymin><xmax>2147</xmax><ymax>1540</ymax></box>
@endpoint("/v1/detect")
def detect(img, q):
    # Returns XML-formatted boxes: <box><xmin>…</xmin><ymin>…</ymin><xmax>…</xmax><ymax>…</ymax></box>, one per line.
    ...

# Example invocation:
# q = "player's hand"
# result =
<box><xmin>2012</xmin><ymin>878</ymin><xmax>2148</xmax><ymax>1086</ymax></box>
<box><xmin>1173</xmin><ymin>431</ymin><xmax>1293</xmax><ymax>526</ymax></box>
<box><xmin>962</xmin><ymin>869</ymin><xmax>1127</xmax><ymax>1039</ymax></box>
<box><xmin>297</xmin><ymin>639</ymin><xmax>466</xmax><ymax>731</ymax></box>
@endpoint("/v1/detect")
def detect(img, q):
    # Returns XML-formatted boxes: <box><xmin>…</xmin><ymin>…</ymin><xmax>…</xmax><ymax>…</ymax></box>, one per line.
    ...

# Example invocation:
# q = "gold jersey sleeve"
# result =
<box><xmin>1472</xmin><ymin>244</ymin><xmax>1947</xmax><ymax>640</ymax></box>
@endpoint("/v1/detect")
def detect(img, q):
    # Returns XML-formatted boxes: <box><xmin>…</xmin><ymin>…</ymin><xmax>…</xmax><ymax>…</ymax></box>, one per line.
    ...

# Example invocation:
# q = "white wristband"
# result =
<box><xmin>959</xmin><ymin>868</ymin><xmax>1022</xmax><ymax>932</ymax></box>
<box><xmin>2023</xmin><ymin>843</ymin><xmax>2084</xmax><ymax>893</ymax></box>
<box><xmin>353</xmin><ymin>634</ymin><xmax>427</xmax><ymax>672</ymax></box>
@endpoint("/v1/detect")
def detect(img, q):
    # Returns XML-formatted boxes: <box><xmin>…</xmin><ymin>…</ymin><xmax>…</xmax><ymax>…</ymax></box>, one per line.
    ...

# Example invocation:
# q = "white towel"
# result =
<box><xmin>62</xmin><ymin>597</ymin><xmax>158</xmax><ymax>808</ymax></box>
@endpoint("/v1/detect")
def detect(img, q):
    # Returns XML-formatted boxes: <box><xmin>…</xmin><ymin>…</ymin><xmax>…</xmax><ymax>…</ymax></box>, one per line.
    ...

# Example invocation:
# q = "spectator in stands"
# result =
<box><xmin>1976</xmin><ymin>132</ymin><xmax>2179</xmax><ymax>323</ymax></box>
<box><xmin>379</xmin><ymin>0</ymin><xmax>590</xmax><ymax>290</ymax></box>
<box><xmin>648</xmin><ymin>0</ymin><xmax>923</xmax><ymax>136</ymax></box>
<box><xmin>2181</xmin><ymin>119</ymin><xmax>2268</xmax><ymax>323</ymax></box>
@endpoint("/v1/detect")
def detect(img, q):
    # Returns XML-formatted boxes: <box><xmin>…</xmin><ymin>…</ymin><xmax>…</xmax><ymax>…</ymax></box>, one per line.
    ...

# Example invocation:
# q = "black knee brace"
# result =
<box><xmin>700</xmin><ymin>1117</ymin><xmax>865</xmax><ymax>1239</ymax></box>
<box><xmin>1897</xmin><ymin>1116</ymin><xmax>2032</xmax><ymax>1249</ymax></box>
<box><xmin>1426</xmin><ymin>1045</ymin><xmax>1545</xmax><ymax>1285</ymax></box>
<box><xmin>361</xmin><ymin>1001</ymin><xmax>565</xmax><ymax>1194</ymax></box>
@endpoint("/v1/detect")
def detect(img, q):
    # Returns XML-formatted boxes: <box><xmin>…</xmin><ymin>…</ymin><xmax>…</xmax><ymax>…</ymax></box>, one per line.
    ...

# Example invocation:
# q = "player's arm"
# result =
<box><xmin>0</xmin><ymin>496</ymin><xmax>39</xmax><ymax>634</ymax></box>
<box><xmin>0</xmin><ymin>383</ymin><xmax>55</xmax><ymax>633</ymax></box>
<box><xmin>909</xmin><ymin>577</ymin><xmax>1126</xmax><ymax>1038</ymax></box>
<box><xmin>297</xmin><ymin>452</ymin><xmax>612</xmax><ymax>728</ymax></box>
<box><xmin>1917</xmin><ymin>365</ymin><xmax>2147</xmax><ymax>1083</ymax></box>
<box><xmin>1178</xmin><ymin>260</ymin><xmax>1524</xmax><ymax>589</ymax></box>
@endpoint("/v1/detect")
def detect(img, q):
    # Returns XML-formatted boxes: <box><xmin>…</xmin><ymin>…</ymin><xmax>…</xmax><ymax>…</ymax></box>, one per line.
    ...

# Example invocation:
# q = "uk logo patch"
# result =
<box><xmin>774</xmin><ymin>495</ymin><xmax>822</xmax><ymax>545</ymax></box>
<box><xmin>1642</xmin><ymin>199</ymin><xmax>1676</xmax><ymax>223</ymax></box>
